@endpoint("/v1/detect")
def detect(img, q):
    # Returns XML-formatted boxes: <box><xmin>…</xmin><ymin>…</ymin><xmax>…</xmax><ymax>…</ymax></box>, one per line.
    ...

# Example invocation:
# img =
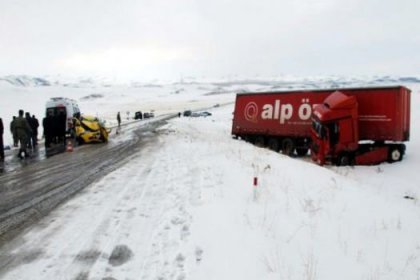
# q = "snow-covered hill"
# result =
<box><xmin>0</xmin><ymin>75</ymin><xmax>51</xmax><ymax>87</ymax></box>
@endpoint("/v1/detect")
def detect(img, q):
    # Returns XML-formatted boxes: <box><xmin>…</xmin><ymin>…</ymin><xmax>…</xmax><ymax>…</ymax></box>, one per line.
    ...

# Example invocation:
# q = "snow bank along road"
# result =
<box><xmin>0</xmin><ymin>115</ymin><xmax>175</xmax><ymax>244</ymax></box>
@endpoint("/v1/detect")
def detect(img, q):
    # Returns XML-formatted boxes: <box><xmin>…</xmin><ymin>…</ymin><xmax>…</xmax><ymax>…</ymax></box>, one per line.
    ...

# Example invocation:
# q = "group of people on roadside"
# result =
<box><xmin>0</xmin><ymin>110</ymin><xmax>40</xmax><ymax>160</ymax></box>
<box><xmin>8</xmin><ymin>110</ymin><xmax>40</xmax><ymax>159</ymax></box>
<box><xmin>11</xmin><ymin>111</ymin><xmax>39</xmax><ymax>148</ymax></box>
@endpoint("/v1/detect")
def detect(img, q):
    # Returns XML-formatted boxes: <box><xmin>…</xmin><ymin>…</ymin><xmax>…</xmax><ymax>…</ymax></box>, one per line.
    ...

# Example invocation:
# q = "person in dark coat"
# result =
<box><xmin>117</xmin><ymin>112</ymin><xmax>121</xmax><ymax>127</ymax></box>
<box><xmin>31</xmin><ymin>115</ymin><xmax>39</xmax><ymax>147</ymax></box>
<box><xmin>0</xmin><ymin>118</ymin><xmax>4</xmax><ymax>161</ymax></box>
<box><xmin>25</xmin><ymin>112</ymin><xmax>34</xmax><ymax>149</ymax></box>
<box><xmin>10</xmin><ymin>116</ymin><xmax>18</xmax><ymax>147</ymax></box>
<box><xmin>14</xmin><ymin>110</ymin><xmax>32</xmax><ymax>158</ymax></box>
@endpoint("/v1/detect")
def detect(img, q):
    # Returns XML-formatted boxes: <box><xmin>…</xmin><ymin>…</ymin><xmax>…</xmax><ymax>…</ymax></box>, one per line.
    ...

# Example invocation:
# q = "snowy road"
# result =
<box><xmin>0</xmin><ymin>116</ymin><xmax>174</xmax><ymax>243</ymax></box>
<box><xmin>1</xmin><ymin>135</ymin><xmax>175</xmax><ymax>279</ymax></box>
<box><xmin>0</xmin><ymin>115</ymin><xmax>206</xmax><ymax>280</ymax></box>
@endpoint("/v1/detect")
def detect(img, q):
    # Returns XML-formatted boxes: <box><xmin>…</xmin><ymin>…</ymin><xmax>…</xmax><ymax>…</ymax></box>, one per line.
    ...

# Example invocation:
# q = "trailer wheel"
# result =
<box><xmin>267</xmin><ymin>138</ymin><xmax>279</xmax><ymax>152</ymax></box>
<box><xmin>388</xmin><ymin>146</ymin><xmax>403</xmax><ymax>162</ymax></box>
<box><xmin>281</xmin><ymin>138</ymin><xmax>295</xmax><ymax>156</ymax></box>
<box><xmin>296</xmin><ymin>148</ymin><xmax>308</xmax><ymax>157</ymax></box>
<box><xmin>338</xmin><ymin>155</ymin><xmax>349</xmax><ymax>166</ymax></box>
<box><xmin>255</xmin><ymin>136</ymin><xmax>265</xmax><ymax>147</ymax></box>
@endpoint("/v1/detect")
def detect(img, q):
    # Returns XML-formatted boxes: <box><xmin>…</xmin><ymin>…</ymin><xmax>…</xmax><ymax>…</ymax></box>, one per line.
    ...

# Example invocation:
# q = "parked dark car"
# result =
<box><xmin>134</xmin><ymin>111</ymin><xmax>143</xmax><ymax>120</ymax></box>
<box><xmin>191</xmin><ymin>111</ymin><xmax>212</xmax><ymax>117</ymax></box>
<box><xmin>199</xmin><ymin>111</ymin><xmax>212</xmax><ymax>117</ymax></box>
<box><xmin>143</xmin><ymin>112</ymin><xmax>155</xmax><ymax>119</ymax></box>
<box><xmin>183</xmin><ymin>110</ymin><xmax>192</xmax><ymax>117</ymax></box>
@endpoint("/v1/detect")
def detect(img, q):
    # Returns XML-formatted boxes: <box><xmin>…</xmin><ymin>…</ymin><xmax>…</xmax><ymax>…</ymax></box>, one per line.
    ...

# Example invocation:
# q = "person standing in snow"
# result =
<box><xmin>14</xmin><ymin>110</ymin><xmax>32</xmax><ymax>158</ymax></box>
<box><xmin>0</xmin><ymin>117</ymin><xmax>4</xmax><ymax>161</ymax></box>
<box><xmin>25</xmin><ymin>112</ymin><xmax>34</xmax><ymax>149</ymax></box>
<box><xmin>10</xmin><ymin>116</ymin><xmax>18</xmax><ymax>147</ymax></box>
<box><xmin>117</xmin><ymin>112</ymin><xmax>121</xmax><ymax>128</ymax></box>
<box><xmin>31</xmin><ymin>115</ymin><xmax>39</xmax><ymax>147</ymax></box>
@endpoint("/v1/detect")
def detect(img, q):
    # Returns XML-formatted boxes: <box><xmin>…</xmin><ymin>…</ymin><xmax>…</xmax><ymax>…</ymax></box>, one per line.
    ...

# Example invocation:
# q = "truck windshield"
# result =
<box><xmin>312</xmin><ymin>120</ymin><xmax>325</xmax><ymax>138</ymax></box>
<box><xmin>327</xmin><ymin>122</ymin><xmax>339</xmax><ymax>145</ymax></box>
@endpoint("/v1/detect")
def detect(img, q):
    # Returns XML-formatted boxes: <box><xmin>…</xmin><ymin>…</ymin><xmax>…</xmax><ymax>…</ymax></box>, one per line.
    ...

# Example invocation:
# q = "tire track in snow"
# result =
<box><xmin>51</xmin><ymin>157</ymin><xmax>156</xmax><ymax>280</ymax></box>
<box><xmin>137</xmin><ymin>120</ymin><xmax>222</xmax><ymax>280</ymax></box>
<box><xmin>89</xmin><ymin>139</ymin><xmax>176</xmax><ymax>280</ymax></box>
<box><xmin>136</xmin><ymin>140</ymin><xmax>194</xmax><ymax>280</ymax></box>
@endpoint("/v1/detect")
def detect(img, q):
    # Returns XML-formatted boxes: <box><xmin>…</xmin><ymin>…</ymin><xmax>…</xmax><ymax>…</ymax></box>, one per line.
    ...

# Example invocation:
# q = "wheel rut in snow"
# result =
<box><xmin>0</xmin><ymin>119</ymin><xmax>171</xmax><ymax>246</ymax></box>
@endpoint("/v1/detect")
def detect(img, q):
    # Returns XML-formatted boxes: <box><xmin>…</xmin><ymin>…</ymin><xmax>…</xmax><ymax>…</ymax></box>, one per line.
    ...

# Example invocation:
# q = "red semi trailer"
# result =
<box><xmin>231</xmin><ymin>89</ymin><xmax>329</xmax><ymax>156</ymax></box>
<box><xmin>231</xmin><ymin>86</ymin><xmax>411</xmax><ymax>165</ymax></box>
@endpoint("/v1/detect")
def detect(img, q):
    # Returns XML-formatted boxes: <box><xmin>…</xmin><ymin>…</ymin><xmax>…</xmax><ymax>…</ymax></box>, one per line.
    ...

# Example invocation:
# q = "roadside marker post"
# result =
<box><xmin>253</xmin><ymin>176</ymin><xmax>258</xmax><ymax>201</ymax></box>
<box><xmin>66</xmin><ymin>140</ymin><xmax>74</xmax><ymax>152</ymax></box>
<box><xmin>252</xmin><ymin>163</ymin><xmax>260</xmax><ymax>201</ymax></box>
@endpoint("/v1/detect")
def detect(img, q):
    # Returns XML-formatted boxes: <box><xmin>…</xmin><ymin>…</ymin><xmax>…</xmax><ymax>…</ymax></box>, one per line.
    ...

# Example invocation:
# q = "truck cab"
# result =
<box><xmin>311</xmin><ymin>90</ymin><xmax>407</xmax><ymax>166</ymax></box>
<box><xmin>311</xmin><ymin>91</ymin><xmax>359</xmax><ymax>165</ymax></box>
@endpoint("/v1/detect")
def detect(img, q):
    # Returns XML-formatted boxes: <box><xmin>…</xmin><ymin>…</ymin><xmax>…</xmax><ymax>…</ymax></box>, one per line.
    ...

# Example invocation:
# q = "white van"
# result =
<box><xmin>45</xmin><ymin>97</ymin><xmax>81</xmax><ymax>136</ymax></box>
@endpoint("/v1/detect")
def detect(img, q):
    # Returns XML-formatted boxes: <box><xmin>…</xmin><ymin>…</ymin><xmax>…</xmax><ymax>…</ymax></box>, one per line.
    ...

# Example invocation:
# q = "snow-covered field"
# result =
<box><xmin>1</xmin><ymin>77</ymin><xmax>420</xmax><ymax>279</ymax></box>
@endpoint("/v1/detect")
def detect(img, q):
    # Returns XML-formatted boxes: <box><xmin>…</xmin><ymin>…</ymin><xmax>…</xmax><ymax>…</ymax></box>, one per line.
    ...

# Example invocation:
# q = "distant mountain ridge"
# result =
<box><xmin>0</xmin><ymin>75</ymin><xmax>51</xmax><ymax>87</ymax></box>
<box><xmin>0</xmin><ymin>74</ymin><xmax>419</xmax><ymax>88</ymax></box>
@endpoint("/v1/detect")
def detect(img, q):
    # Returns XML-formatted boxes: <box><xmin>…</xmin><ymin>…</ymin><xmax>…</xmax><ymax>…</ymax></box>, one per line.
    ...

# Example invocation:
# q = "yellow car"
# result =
<box><xmin>74</xmin><ymin>115</ymin><xmax>109</xmax><ymax>144</ymax></box>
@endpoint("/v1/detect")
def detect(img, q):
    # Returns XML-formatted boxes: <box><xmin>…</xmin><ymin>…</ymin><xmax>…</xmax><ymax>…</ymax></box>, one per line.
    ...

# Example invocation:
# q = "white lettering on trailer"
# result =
<box><xmin>274</xmin><ymin>100</ymin><xmax>280</xmax><ymax>119</ymax></box>
<box><xmin>280</xmin><ymin>104</ymin><xmax>293</xmax><ymax>124</ymax></box>
<box><xmin>250</xmin><ymin>98</ymin><xmax>315</xmax><ymax>124</ymax></box>
<box><xmin>261</xmin><ymin>104</ymin><xmax>274</xmax><ymax>120</ymax></box>
<box><xmin>298</xmin><ymin>98</ymin><xmax>311</xmax><ymax>120</ymax></box>
<box><xmin>261</xmin><ymin>101</ymin><xmax>293</xmax><ymax>124</ymax></box>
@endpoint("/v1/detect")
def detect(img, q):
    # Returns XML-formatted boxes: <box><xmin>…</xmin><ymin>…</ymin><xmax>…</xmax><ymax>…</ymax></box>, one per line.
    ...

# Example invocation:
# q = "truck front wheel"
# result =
<box><xmin>296</xmin><ymin>148</ymin><xmax>308</xmax><ymax>157</ymax></box>
<box><xmin>336</xmin><ymin>153</ymin><xmax>354</xmax><ymax>166</ymax></box>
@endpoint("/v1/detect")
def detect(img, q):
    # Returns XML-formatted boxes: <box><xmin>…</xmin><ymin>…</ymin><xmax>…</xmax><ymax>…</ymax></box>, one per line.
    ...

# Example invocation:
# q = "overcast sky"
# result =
<box><xmin>0</xmin><ymin>0</ymin><xmax>419</xmax><ymax>81</ymax></box>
